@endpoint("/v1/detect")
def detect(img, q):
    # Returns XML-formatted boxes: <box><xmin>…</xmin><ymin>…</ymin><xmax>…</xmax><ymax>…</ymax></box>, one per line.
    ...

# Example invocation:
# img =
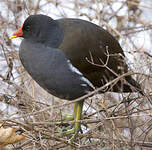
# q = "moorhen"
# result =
<box><xmin>10</xmin><ymin>14</ymin><xmax>141</xmax><ymax>140</ymax></box>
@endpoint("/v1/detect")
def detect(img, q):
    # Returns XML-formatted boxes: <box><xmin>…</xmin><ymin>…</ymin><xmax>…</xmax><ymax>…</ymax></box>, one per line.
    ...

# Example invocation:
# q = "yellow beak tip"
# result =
<box><xmin>9</xmin><ymin>35</ymin><xmax>17</xmax><ymax>39</ymax></box>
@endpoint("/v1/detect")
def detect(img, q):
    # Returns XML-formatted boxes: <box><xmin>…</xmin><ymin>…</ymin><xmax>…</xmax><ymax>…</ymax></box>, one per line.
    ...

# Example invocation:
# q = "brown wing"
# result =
<box><xmin>57</xmin><ymin>18</ymin><xmax>128</xmax><ymax>89</ymax></box>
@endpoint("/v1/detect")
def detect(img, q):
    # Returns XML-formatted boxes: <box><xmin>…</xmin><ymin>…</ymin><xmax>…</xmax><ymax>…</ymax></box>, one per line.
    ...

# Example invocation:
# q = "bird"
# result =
<box><xmin>9</xmin><ymin>14</ymin><xmax>141</xmax><ymax>141</ymax></box>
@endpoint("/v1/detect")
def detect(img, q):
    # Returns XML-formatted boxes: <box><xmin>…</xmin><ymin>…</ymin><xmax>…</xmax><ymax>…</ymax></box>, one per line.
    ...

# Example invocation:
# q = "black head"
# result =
<box><xmin>11</xmin><ymin>14</ymin><xmax>63</xmax><ymax>48</ymax></box>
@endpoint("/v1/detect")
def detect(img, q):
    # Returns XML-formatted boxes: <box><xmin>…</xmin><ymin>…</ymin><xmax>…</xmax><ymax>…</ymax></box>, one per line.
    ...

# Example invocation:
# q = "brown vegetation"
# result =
<box><xmin>0</xmin><ymin>0</ymin><xmax>152</xmax><ymax>149</ymax></box>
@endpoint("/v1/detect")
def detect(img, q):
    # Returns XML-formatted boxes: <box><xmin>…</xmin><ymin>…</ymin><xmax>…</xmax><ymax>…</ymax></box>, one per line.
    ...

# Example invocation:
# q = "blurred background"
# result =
<box><xmin>0</xmin><ymin>0</ymin><xmax>152</xmax><ymax>149</ymax></box>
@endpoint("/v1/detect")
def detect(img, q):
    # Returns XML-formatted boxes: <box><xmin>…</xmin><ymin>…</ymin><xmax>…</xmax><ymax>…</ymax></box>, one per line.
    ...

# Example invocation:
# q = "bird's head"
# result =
<box><xmin>10</xmin><ymin>14</ymin><xmax>54</xmax><ymax>39</ymax></box>
<box><xmin>9</xmin><ymin>14</ymin><xmax>63</xmax><ymax>47</ymax></box>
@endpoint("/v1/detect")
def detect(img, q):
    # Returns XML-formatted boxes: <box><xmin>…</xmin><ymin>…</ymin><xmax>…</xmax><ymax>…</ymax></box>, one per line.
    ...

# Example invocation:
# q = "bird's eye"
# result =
<box><xmin>25</xmin><ymin>26</ymin><xmax>30</xmax><ymax>31</ymax></box>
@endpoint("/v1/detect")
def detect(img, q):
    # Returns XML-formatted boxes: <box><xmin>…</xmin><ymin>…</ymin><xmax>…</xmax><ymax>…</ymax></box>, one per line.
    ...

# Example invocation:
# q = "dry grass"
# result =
<box><xmin>0</xmin><ymin>0</ymin><xmax>152</xmax><ymax>149</ymax></box>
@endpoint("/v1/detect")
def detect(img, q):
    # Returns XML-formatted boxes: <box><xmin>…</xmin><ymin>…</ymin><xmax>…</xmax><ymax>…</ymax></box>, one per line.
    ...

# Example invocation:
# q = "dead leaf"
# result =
<box><xmin>0</xmin><ymin>124</ymin><xmax>26</xmax><ymax>147</ymax></box>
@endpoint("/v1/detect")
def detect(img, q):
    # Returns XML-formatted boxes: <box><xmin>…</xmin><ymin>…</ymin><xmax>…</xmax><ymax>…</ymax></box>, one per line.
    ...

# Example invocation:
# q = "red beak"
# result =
<box><xmin>9</xmin><ymin>25</ymin><xmax>23</xmax><ymax>39</ymax></box>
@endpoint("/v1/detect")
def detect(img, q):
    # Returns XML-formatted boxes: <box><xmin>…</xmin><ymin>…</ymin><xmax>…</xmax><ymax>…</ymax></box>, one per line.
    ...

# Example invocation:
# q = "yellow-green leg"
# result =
<box><xmin>73</xmin><ymin>100</ymin><xmax>83</xmax><ymax>133</ymax></box>
<box><xmin>69</xmin><ymin>100</ymin><xmax>84</xmax><ymax>142</ymax></box>
<box><xmin>56</xmin><ymin>100</ymin><xmax>84</xmax><ymax>141</ymax></box>
<box><xmin>73</xmin><ymin>102</ymin><xmax>78</xmax><ymax>118</ymax></box>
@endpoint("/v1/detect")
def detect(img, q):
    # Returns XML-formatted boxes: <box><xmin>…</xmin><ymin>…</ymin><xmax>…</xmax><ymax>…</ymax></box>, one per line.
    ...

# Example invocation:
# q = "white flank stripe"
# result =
<box><xmin>67</xmin><ymin>60</ymin><xmax>95</xmax><ymax>89</ymax></box>
<box><xmin>67</xmin><ymin>60</ymin><xmax>82</xmax><ymax>75</ymax></box>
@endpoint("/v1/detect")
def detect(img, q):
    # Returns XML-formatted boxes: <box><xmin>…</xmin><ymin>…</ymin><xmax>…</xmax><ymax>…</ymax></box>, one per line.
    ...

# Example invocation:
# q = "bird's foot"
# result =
<box><xmin>56</xmin><ymin>128</ymin><xmax>75</xmax><ymax>137</ymax></box>
<box><xmin>56</xmin><ymin>127</ymin><xmax>79</xmax><ymax>143</ymax></box>
<box><xmin>55</xmin><ymin>101</ymin><xmax>84</xmax><ymax>143</ymax></box>
<box><xmin>62</xmin><ymin>114</ymin><xmax>74</xmax><ymax>121</ymax></box>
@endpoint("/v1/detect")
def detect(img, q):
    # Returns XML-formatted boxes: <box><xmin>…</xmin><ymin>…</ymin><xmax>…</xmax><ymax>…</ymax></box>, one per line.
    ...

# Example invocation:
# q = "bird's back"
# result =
<box><xmin>57</xmin><ymin>18</ymin><xmax>132</xmax><ymax>92</ymax></box>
